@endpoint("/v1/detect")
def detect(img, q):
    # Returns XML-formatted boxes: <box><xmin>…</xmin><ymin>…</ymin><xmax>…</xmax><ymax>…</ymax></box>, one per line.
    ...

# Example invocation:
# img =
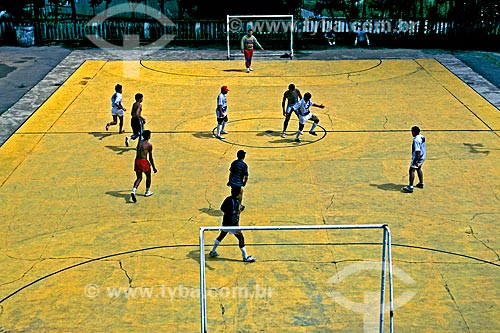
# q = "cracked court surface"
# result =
<box><xmin>0</xmin><ymin>57</ymin><xmax>499</xmax><ymax>332</ymax></box>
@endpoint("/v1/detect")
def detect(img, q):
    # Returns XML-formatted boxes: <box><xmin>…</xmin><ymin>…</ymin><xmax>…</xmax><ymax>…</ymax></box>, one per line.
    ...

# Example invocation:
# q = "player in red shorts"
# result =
<box><xmin>131</xmin><ymin>130</ymin><xmax>157</xmax><ymax>202</ymax></box>
<box><xmin>240</xmin><ymin>29</ymin><xmax>264</xmax><ymax>73</ymax></box>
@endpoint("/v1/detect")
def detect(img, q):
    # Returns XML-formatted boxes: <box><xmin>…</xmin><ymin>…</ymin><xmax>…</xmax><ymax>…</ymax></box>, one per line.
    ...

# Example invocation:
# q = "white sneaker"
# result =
<box><xmin>243</xmin><ymin>256</ymin><xmax>256</xmax><ymax>262</ymax></box>
<box><xmin>221</xmin><ymin>130</ymin><xmax>228</xmax><ymax>134</ymax></box>
<box><xmin>216</xmin><ymin>135</ymin><xmax>225</xmax><ymax>139</ymax></box>
<box><xmin>145</xmin><ymin>191</ymin><xmax>154</xmax><ymax>197</ymax></box>
<box><xmin>249</xmin><ymin>67</ymin><xmax>253</xmax><ymax>71</ymax></box>
<box><xmin>280</xmin><ymin>132</ymin><xmax>286</xmax><ymax>138</ymax></box>
<box><xmin>246</xmin><ymin>68</ymin><xmax>250</xmax><ymax>73</ymax></box>
<box><xmin>209</xmin><ymin>251</ymin><xmax>219</xmax><ymax>257</ymax></box>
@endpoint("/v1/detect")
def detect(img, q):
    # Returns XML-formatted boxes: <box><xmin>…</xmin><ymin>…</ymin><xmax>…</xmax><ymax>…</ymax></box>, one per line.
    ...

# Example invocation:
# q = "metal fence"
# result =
<box><xmin>0</xmin><ymin>18</ymin><xmax>499</xmax><ymax>47</ymax></box>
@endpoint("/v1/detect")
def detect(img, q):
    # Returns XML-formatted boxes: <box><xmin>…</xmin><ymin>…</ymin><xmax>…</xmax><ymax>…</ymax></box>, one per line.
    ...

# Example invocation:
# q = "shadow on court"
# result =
<box><xmin>222</xmin><ymin>69</ymin><xmax>247</xmax><ymax>73</ymax></box>
<box><xmin>89</xmin><ymin>131</ymin><xmax>113</xmax><ymax>140</ymax></box>
<box><xmin>369</xmin><ymin>183</ymin><xmax>404</xmax><ymax>191</ymax></box>
<box><xmin>199</xmin><ymin>208</ymin><xmax>223</xmax><ymax>217</ymax></box>
<box><xmin>105</xmin><ymin>190</ymin><xmax>135</xmax><ymax>203</ymax></box>
<box><xmin>104</xmin><ymin>145</ymin><xmax>135</xmax><ymax>155</ymax></box>
<box><xmin>193</xmin><ymin>132</ymin><xmax>215</xmax><ymax>139</ymax></box>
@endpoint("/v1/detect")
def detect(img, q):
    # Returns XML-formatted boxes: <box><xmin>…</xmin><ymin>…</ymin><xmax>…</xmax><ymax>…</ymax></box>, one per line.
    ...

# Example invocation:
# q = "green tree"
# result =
<box><xmin>158</xmin><ymin>0</ymin><xmax>165</xmax><ymax>15</ymax></box>
<box><xmin>130</xmin><ymin>0</ymin><xmax>147</xmax><ymax>19</ymax></box>
<box><xmin>0</xmin><ymin>0</ymin><xmax>33</xmax><ymax>20</ymax></box>
<box><xmin>177</xmin><ymin>0</ymin><xmax>294</xmax><ymax>19</ymax></box>
<box><xmin>88</xmin><ymin>0</ymin><xmax>112</xmax><ymax>16</ymax></box>
<box><xmin>315</xmin><ymin>0</ymin><xmax>354</xmax><ymax>20</ymax></box>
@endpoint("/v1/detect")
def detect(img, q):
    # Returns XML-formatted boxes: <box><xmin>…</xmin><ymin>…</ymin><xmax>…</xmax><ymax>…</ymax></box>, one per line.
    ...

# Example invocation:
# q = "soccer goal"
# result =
<box><xmin>199</xmin><ymin>224</ymin><xmax>394</xmax><ymax>333</ymax></box>
<box><xmin>226</xmin><ymin>14</ymin><xmax>294</xmax><ymax>60</ymax></box>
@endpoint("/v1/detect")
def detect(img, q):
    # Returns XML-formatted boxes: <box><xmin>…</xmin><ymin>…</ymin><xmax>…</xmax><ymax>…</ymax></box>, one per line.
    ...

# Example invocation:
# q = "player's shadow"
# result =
<box><xmin>257</xmin><ymin>130</ymin><xmax>296</xmax><ymax>143</ymax></box>
<box><xmin>186</xmin><ymin>250</ymin><xmax>217</xmax><ymax>271</ymax></box>
<box><xmin>199</xmin><ymin>208</ymin><xmax>223</xmax><ymax>217</ymax></box>
<box><xmin>105</xmin><ymin>145</ymin><xmax>135</xmax><ymax>155</ymax></box>
<box><xmin>186</xmin><ymin>249</ymin><xmax>245</xmax><ymax>267</ymax></box>
<box><xmin>463</xmin><ymin>143</ymin><xmax>490</xmax><ymax>155</ymax></box>
<box><xmin>105</xmin><ymin>190</ymin><xmax>134</xmax><ymax>203</ymax></box>
<box><xmin>256</xmin><ymin>130</ymin><xmax>281</xmax><ymax>137</ymax></box>
<box><xmin>222</xmin><ymin>69</ymin><xmax>247</xmax><ymax>73</ymax></box>
<box><xmin>370</xmin><ymin>183</ymin><xmax>403</xmax><ymax>191</ymax></box>
<box><xmin>89</xmin><ymin>131</ymin><xmax>113</xmax><ymax>140</ymax></box>
<box><xmin>193</xmin><ymin>132</ymin><xmax>215</xmax><ymax>139</ymax></box>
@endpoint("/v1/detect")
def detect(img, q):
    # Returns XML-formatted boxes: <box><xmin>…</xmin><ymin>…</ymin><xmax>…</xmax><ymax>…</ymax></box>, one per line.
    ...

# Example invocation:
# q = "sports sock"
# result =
<box><xmin>240</xmin><ymin>246</ymin><xmax>248</xmax><ymax>258</ymax></box>
<box><xmin>132</xmin><ymin>187</ymin><xmax>137</xmax><ymax>194</ymax></box>
<box><xmin>221</xmin><ymin>122</ymin><xmax>227</xmax><ymax>132</ymax></box>
<box><xmin>211</xmin><ymin>239</ymin><xmax>220</xmax><ymax>252</ymax></box>
<box><xmin>216</xmin><ymin>124</ymin><xmax>221</xmax><ymax>136</ymax></box>
<box><xmin>310</xmin><ymin>123</ymin><xmax>318</xmax><ymax>132</ymax></box>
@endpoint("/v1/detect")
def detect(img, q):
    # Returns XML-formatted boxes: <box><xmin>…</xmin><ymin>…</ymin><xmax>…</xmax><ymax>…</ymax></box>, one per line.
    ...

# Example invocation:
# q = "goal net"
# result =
<box><xmin>226</xmin><ymin>14</ymin><xmax>294</xmax><ymax>59</ymax></box>
<box><xmin>199</xmin><ymin>224</ymin><xmax>394</xmax><ymax>333</ymax></box>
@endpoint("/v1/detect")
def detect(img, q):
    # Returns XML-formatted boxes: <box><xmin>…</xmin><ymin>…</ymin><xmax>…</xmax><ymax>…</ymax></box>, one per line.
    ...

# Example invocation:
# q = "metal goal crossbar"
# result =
<box><xmin>199</xmin><ymin>224</ymin><xmax>394</xmax><ymax>333</ymax></box>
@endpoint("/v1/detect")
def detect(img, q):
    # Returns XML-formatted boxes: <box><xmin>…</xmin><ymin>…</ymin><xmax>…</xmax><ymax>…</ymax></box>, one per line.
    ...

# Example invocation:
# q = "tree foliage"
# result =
<box><xmin>178</xmin><ymin>0</ymin><xmax>301</xmax><ymax>19</ymax></box>
<box><xmin>0</xmin><ymin>0</ymin><xmax>497</xmax><ymax>21</ymax></box>
<box><xmin>313</xmin><ymin>0</ymin><xmax>499</xmax><ymax>20</ymax></box>
<box><xmin>88</xmin><ymin>0</ymin><xmax>113</xmax><ymax>16</ymax></box>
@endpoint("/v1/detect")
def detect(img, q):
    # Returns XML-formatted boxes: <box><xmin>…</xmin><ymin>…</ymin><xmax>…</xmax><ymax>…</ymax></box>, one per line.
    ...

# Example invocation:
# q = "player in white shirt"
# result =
<box><xmin>215</xmin><ymin>86</ymin><xmax>229</xmax><ymax>139</ymax></box>
<box><xmin>402</xmin><ymin>126</ymin><xmax>426</xmax><ymax>193</ymax></box>
<box><xmin>105</xmin><ymin>84</ymin><xmax>126</xmax><ymax>133</ymax></box>
<box><xmin>292</xmin><ymin>92</ymin><xmax>325</xmax><ymax>142</ymax></box>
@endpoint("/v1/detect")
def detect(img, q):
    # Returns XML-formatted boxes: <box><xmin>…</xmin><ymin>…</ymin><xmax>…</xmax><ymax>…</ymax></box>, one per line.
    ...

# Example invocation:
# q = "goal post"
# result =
<box><xmin>199</xmin><ymin>224</ymin><xmax>394</xmax><ymax>333</ymax></box>
<box><xmin>226</xmin><ymin>14</ymin><xmax>294</xmax><ymax>60</ymax></box>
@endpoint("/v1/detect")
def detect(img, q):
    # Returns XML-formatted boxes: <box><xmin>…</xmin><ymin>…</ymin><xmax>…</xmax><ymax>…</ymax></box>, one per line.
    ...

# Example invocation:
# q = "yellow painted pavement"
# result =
<box><xmin>0</xmin><ymin>59</ymin><xmax>499</xmax><ymax>332</ymax></box>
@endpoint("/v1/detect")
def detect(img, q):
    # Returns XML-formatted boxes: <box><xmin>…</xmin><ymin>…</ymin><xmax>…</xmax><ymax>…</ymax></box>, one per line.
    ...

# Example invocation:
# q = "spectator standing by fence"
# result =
<box><xmin>354</xmin><ymin>25</ymin><xmax>370</xmax><ymax>46</ymax></box>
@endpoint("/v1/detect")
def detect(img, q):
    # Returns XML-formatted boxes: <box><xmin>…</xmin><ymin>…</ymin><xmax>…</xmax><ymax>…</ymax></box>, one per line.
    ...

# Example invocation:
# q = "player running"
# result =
<box><xmin>130</xmin><ymin>130</ymin><xmax>157</xmax><ymax>202</ymax></box>
<box><xmin>125</xmin><ymin>93</ymin><xmax>146</xmax><ymax>147</ymax></box>
<box><xmin>293</xmin><ymin>92</ymin><xmax>325</xmax><ymax>143</ymax></box>
<box><xmin>281</xmin><ymin>83</ymin><xmax>302</xmax><ymax>138</ymax></box>
<box><xmin>105</xmin><ymin>84</ymin><xmax>126</xmax><ymax>133</ymax></box>
<box><xmin>208</xmin><ymin>187</ymin><xmax>256</xmax><ymax>262</ymax></box>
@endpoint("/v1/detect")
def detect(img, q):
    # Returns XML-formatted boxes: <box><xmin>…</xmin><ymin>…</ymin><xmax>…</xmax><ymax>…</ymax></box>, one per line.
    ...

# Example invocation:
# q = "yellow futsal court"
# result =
<box><xmin>0</xmin><ymin>58</ymin><xmax>499</xmax><ymax>332</ymax></box>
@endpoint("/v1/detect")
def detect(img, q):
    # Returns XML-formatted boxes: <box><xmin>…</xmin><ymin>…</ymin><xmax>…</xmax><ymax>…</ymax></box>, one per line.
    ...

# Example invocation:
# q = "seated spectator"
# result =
<box><xmin>324</xmin><ymin>29</ymin><xmax>336</xmax><ymax>46</ymax></box>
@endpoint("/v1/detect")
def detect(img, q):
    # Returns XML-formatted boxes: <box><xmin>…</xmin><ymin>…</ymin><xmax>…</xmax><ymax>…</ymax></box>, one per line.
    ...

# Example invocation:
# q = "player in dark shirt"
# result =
<box><xmin>208</xmin><ymin>187</ymin><xmax>256</xmax><ymax>262</ymax></box>
<box><xmin>227</xmin><ymin>150</ymin><xmax>249</xmax><ymax>207</ymax></box>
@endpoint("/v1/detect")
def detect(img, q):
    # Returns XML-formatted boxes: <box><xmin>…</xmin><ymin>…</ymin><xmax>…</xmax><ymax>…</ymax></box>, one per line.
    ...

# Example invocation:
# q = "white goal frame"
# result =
<box><xmin>199</xmin><ymin>224</ymin><xmax>394</xmax><ymax>333</ymax></box>
<box><xmin>226</xmin><ymin>14</ymin><xmax>294</xmax><ymax>60</ymax></box>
